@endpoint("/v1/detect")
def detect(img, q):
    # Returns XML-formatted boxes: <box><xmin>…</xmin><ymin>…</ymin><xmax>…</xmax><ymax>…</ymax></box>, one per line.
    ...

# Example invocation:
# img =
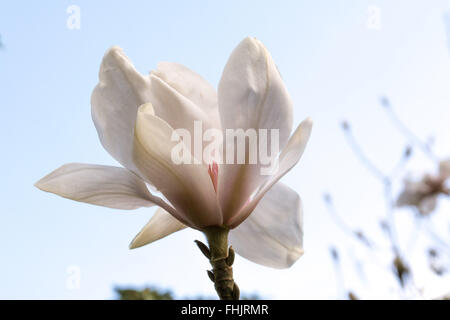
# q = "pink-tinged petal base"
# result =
<box><xmin>208</xmin><ymin>161</ymin><xmax>219</xmax><ymax>193</ymax></box>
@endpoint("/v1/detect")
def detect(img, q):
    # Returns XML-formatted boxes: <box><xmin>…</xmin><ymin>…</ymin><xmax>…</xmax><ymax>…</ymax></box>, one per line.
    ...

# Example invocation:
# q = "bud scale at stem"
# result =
<box><xmin>196</xmin><ymin>226</ymin><xmax>240</xmax><ymax>300</ymax></box>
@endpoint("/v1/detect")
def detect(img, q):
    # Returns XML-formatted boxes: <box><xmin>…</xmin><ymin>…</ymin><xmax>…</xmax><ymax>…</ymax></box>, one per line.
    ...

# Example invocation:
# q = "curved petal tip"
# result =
<box><xmin>138</xmin><ymin>103</ymin><xmax>155</xmax><ymax>116</ymax></box>
<box><xmin>303</xmin><ymin>117</ymin><xmax>313</xmax><ymax>129</ymax></box>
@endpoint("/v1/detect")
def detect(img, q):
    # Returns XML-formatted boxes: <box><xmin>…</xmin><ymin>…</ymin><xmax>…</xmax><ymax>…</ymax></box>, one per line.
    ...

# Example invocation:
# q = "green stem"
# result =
<box><xmin>197</xmin><ymin>226</ymin><xmax>240</xmax><ymax>300</ymax></box>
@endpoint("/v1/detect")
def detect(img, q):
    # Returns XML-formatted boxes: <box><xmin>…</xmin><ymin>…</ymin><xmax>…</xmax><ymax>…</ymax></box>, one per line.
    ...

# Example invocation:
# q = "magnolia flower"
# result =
<box><xmin>35</xmin><ymin>37</ymin><xmax>312</xmax><ymax>271</ymax></box>
<box><xmin>396</xmin><ymin>159</ymin><xmax>450</xmax><ymax>215</ymax></box>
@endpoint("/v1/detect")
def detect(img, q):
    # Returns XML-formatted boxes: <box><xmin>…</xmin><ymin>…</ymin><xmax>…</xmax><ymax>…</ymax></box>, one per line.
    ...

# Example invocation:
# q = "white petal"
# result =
<box><xmin>35</xmin><ymin>163</ymin><xmax>156</xmax><ymax>210</ymax></box>
<box><xmin>129</xmin><ymin>207</ymin><xmax>187</xmax><ymax>249</ymax></box>
<box><xmin>151</xmin><ymin>62</ymin><xmax>220</xmax><ymax>128</ymax></box>
<box><xmin>217</xmin><ymin>37</ymin><xmax>294</xmax><ymax>221</ymax></box>
<box><xmin>133</xmin><ymin>104</ymin><xmax>222</xmax><ymax>228</ymax></box>
<box><xmin>229</xmin><ymin>182</ymin><xmax>303</xmax><ymax>269</ymax></box>
<box><xmin>91</xmin><ymin>47</ymin><xmax>152</xmax><ymax>175</ymax></box>
<box><xmin>91</xmin><ymin>49</ymin><xmax>221</xmax><ymax>174</ymax></box>
<box><xmin>228</xmin><ymin>117</ymin><xmax>312</xmax><ymax>227</ymax></box>
<box><xmin>269</xmin><ymin>117</ymin><xmax>313</xmax><ymax>185</ymax></box>
<box><xmin>147</xmin><ymin>61</ymin><xmax>221</xmax><ymax>140</ymax></box>
<box><xmin>148</xmin><ymin>74</ymin><xmax>220</xmax><ymax>145</ymax></box>
<box><xmin>218</xmin><ymin>37</ymin><xmax>293</xmax><ymax>144</ymax></box>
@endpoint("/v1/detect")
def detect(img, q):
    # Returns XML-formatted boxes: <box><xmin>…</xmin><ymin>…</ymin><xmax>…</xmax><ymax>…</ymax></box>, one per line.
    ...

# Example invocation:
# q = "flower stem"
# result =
<box><xmin>196</xmin><ymin>226</ymin><xmax>240</xmax><ymax>300</ymax></box>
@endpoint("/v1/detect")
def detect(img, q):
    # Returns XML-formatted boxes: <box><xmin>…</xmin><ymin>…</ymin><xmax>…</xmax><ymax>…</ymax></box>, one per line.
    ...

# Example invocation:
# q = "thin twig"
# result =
<box><xmin>381</xmin><ymin>97</ymin><xmax>438</xmax><ymax>162</ymax></box>
<box><xmin>341</xmin><ymin>121</ymin><xmax>389</xmax><ymax>183</ymax></box>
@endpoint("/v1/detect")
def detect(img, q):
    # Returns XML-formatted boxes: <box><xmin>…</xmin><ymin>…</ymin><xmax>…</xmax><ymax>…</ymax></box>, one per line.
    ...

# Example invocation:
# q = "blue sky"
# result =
<box><xmin>1</xmin><ymin>0</ymin><xmax>450</xmax><ymax>299</ymax></box>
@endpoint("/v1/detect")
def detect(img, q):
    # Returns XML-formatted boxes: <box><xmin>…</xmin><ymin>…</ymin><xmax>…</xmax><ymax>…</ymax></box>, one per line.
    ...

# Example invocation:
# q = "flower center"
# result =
<box><xmin>208</xmin><ymin>161</ymin><xmax>219</xmax><ymax>193</ymax></box>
